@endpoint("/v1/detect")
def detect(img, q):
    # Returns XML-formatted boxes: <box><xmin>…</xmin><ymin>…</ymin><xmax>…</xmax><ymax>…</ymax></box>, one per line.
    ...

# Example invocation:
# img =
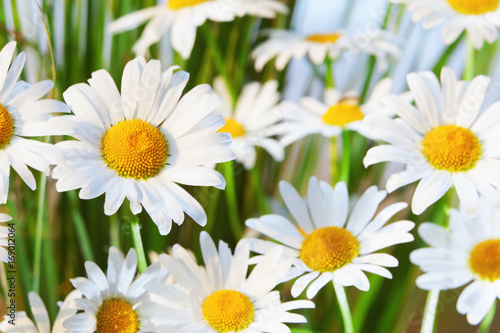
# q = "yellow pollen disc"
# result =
<box><xmin>101</xmin><ymin>119</ymin><xmax>168</xmax><ymax>179</ymax></box>
<box><xmin>0</xmin><ymin>104</ymin><xmax>14</xmax><ymax>149</ymax></box>
<box><xmin>446</xmin><ymin>0</ymin><xmax>499</xmax><ymax>15</ymax></box>
<box><xmin>300</xmin><ymin>226</ymin><xmax>359</xmax><ymax>272</ymax></box>
<box><xmin>469</xmin><ymin>239</ymin><xmax>500</xmax><ymax>281</ymax></box>
<box><xmin>322</xmin><ymin>103</ymin><xmax>364</xmax><ymax>127</ymax></box>
<box><xmin>96</xmin><ymin>298</ymin><xmax>139</xmax><ymax>333</ymax></box>
<box><xmin>167</xmin><ymin>0</ymin><xmax>209</xmax><ymax>9</ymax></box>
<box><xmin>202</xmin><ymin>290</ymin><xmax>254</xmax><ymax>332</ymax></box>
<box><xmin>422</xmin><ymin>125</ymin><xmax>481</xmax><ymax>172</ymax></box>
<box><xmin>306</xmin><ymin>33</ymin><xmax>342</xmax><ymax>44</ymax></box>
<box><xmin>217</xmin><ymin>118</ymin><xmax>246</xmax><ymax>138</ymax></box>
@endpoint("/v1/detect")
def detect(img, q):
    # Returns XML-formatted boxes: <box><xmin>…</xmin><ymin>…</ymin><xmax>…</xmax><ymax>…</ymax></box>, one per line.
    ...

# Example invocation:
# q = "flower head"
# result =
<box><xmin>52</xmin><ymin>57</ymin><xmax>234</xmax><ymax>235</ymax></box>
<box><xmin>245</xmin><ymin>176</ymin><xmax>414</xmax><ymax>298</ymax></box>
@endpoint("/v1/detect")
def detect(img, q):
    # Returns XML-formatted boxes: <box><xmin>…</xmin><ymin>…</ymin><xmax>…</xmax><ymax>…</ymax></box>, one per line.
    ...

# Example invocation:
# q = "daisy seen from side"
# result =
<box><xmin>364</xmin><ymin>67</ymin><xmax>500</xmax><ymax>216</ymax></box>
<box><xmin>51</xmin><ymin>57</ymin><xmax>234</xmax><ymax>235</ymax></box>
<box><xmin>245</xmin><ymin>176</ymin><xmax>415</xmax><ymax>299</ymax></box>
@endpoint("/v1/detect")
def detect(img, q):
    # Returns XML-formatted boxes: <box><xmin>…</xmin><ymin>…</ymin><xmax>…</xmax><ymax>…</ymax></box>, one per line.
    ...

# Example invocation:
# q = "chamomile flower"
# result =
<box><xmin>63</xmin><ymin>247</ymin><xmax>168</xmax><ymax>332</ymax></box>
<box><xmin>364</xmin><ymin>67</ymin><xmax>500</xmax><ymax>216</ymax></box>
<box><xmin>279</xmin><ymin>78</ymin><xmax>395</xmax><ymax>146</ymax></box>
<box><xmin>411</xmin><ymin>198</ymin><xmax>500</xmax><ymax>325</ymax></box>
<box><xmin>51</xmin><ymin>57</ymin><xmax>234</xmax><ymax>235</ymax></box>
<box><xmin>245</xmin><ymin>177</ymin><xmax>414</xmax><ymax>299</ymax></box>
<box><xmin>214</xmin><ymin>77</ymin><xmax>285</xmax><ymax>169</ymax></box>
<box><xmin>392</xmin><ymin>0</ymin><xmax>500</xmax><ymax>48</ymax></box>
<box><xmin>0</xmin><ymin>41</ymin><xmax>68</xmax><ymax>204</ymax></box>
<box><xmin>0</xmin><ymin>212</ymin><xmax>12</xmax><ymax>263</ymax></box>
<box><xmin>145</xmin><ymin>231</ymin><xmax>315</xmax><ymax>332</ymax></box>
<box><xmin>233</xmin><ymin>0</ymin><xmax>289</xmax><ymax>18</ymax></box>
<box><xmin>0</xmin><ymin>290</ymin><xmax>82</xmax><ymax>333</ymax></box>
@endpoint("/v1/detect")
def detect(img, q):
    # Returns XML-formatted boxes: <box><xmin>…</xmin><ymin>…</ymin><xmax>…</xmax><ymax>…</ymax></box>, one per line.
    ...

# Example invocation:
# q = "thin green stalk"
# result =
<box><xmin>464</xmin><ymin>36</ymin><xmax>476</xmax><ymax>80</ymax></box>
<box><xmin>222</xmin><ymin>161</ymin><xmax>243</xmax><ymax>239</ymax></box>
<box><xmin>333</xmin><ymin>282</ymin><xmax>354</xmax><ymax>333</ymax></box>
<box><xmin>109</xmin><ymin>214</ymin><xmax>120</xmax><ymax>249</ymax></box>
<box><xmin>421</xmin><ymin>289</ymin><xmax>440</xmax><ymax>333</ymax></box>
<box><xmin>330</xmin><ymin>136</ymin><xmax>339</xmax><ymax>184</ymax></box>
<box><xmin>32</xmin><ymin>172</ymin><xmax>47</xmax><ymax>293</ymax></box>
<box><xmin>68</xmin><ymin>191</ymin><xmax>95</xmax><ymax>261</ymax></box>
<box><xmin>478</xmin><ymin>302</ymin><xmax>496</xmax><ymax>333</ymax></box>
<box><xmin>432</xmin><ymin>33</ymin><xmax>464</xmax><ymax>76</ymax></box>
<box><xmin>324</xmin><ymin>56</ymin><xmax>335</xmax><ymax>88</ymax></box>
<box><xmin>249</xmin><ymin>166</ymin><xmax>271</xmax><ymax>215</ymax></box>
<box><xmin>339</xmin><ymin>130</ymin><xmax>351</xmax><ymax>186</ymax></box>
<box><xmin>130</xmin><ymin>217</ymin><xmax>147</xmax><ymax>273</ymax></box>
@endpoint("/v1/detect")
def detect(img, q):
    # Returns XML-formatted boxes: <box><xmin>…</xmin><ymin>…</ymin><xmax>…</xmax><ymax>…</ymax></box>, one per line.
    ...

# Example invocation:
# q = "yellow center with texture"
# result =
<box><xmin>102</xmin><ymin>119</ymin><xmax>168</xmax><ymax>179</ymax></box>
<box><xmin>446</xmin><ymin>0</ymin><xmax>499</xmax><ymax>14</ymax></box>
<box><xmin>202</xmin><ymin>290</ymin><xmax>254</xmax><ymax>332</ymax></box>
<box><xmin>218</xmin><ymin>118</ymin><xmax>246</xmax><ymax>138</ymax></box>
<box><xmin>96</xmin><ymin>298</ymin><xmax>139</xmax><ymax>333</ymax></box>
<box><xmin>422</xmin><ymin>125</ymin><xmax>481</xmax><ymax>172</ymax></box>
<box><xmin>469</xmin><ymin>239</ymin><xmax>500</xmax><ymax>281</ymax></box>
<box><xmin>322</xmin><ymin>103</ymin><xmax>364</xmax><ymax>127</ymax></box>
<box><xmin>168</xmin><ymin>0</ymin><xmax>209</xmax><ymax>9</ymax></box>
<box><xmin>306</xmin><ymin>33</ymin><xmax>342</xmax><ymax>44</ymax></box>
<box><xmin>0</xmin><ymin>104</ymin><xmax>14</xmax><ymax>149</ymax></box>
<box><xmin>300</xmin><ymin>227</ymin><xmax>359</xmax><ymax>272</ymax></box>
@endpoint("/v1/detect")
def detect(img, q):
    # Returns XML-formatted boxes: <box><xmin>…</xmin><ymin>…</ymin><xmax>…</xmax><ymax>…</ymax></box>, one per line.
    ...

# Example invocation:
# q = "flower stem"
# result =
<box><xmin>68</xmin><ymin>191</ymin><xmax>95</xmax><ymax>262</ymax></box>
<box><xmin>339</xmin><ymin>130</ymin><xmax>351</xmax><ymax>186</ymax></box>
<box><xmin>330</xmin><ymin>136</ymin><xmax>339</xmax><ymax>184</ymax></box>
<box><xmin>32</xmin><ymin>172</ymin><xmax>47</xmax><ymax>293</ymax></box>
<box><xmin>478</xmin><ymin>302</ymin><xmax>496</xmax><ymax>333</ymax></box>
<box><xmin>249</xmin><ymin>166</ymin><xmax>271</xmax><ymax>215</ymax></box>
<box><xmin>421</xmin><ymin>289</ymin><xmax>440</xmax><ymax>333</ymax></box>
<box><xmin>222</xmin><ymin>161</ymin><xmax>243</xmax><ymax>239</ymax></box>
<box><xmin>130</xmin><ymin>217</ymin><xmax>147</xmax><ymax>273</ymax></box>
<box><xmin>333</xmin><ymin>282</ymin><xmax>354</xmax><ymax>333</ymax></box>
<box><xmin>464</xmin><ymin>36</ymin><xmax>476</xmax><ymax>80</ymax></box>
<box><xmin>325</xmin><ymin>56</ymin><xmax>335</xmax><ymax>88</ymax></box>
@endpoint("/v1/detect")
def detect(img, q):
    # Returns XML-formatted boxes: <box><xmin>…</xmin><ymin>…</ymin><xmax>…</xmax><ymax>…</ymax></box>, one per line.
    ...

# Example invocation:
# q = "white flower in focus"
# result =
<box><xmin>0</xmin><ymin>213</ymin><xmax>12</xmax><ymax>263</ymax></box>
<box><xmin>279</xmin><ymin>78</ymin><xmax>395</xmax><ymax>146</ymax></box>
<box><xmin>145</xmin><ymin>231</ymin><xmax>315</xmax><ymax>332</ymax></box>
<box><xmin>245</xmin><ymin>177</ymin><xmax>414</xmax><ymax>299</ymax></box>
<box><xmin>364</xmin><ymin>67</ymin><xmax>500</xmax><ymax>216</ymax></box>
<box><xmin>51</xmin><ymin>57</ymin><xmax>234</xmax><ymax>235</ymax></box>
<box><xmin>63</xmin><ymin>247</ymin><xmax>168</xmax><ymax>332</ymax></box>
<box><xmin>411</xmin><ymin>198</ymin><xmax>500</xmax><ymax>325</ymax></box>
<box><xmin>214</xmin><ymin>77</ymin><xmax>285</xmax><ymax>169</ymax></box>
<box><xmin>0</xmin><ymin>42</ymin><xmax>68</xmax><ymax>204</ymax></box>
<box><xmin>391</xmin><ymin>0</ymin><xmax>500</xmax><ymax>48</ymax></box>
<box><xmin>0</xmin><ymin>290</ymin><xmax>82</xmax><ymax>333</ymax></box>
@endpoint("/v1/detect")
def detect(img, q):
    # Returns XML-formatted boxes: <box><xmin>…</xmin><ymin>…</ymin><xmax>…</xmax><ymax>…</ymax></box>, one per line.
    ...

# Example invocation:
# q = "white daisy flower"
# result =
<box><xmin>245</xmin><ymin>176</ymin><xmax>415</xmax><ymax>299</ymax></box>
<box><xmin>0</xmin><ymin>212</ymin><xmax>13</xmax><ymax>263</ymax></box>
<box><xmin>51</xmin><ymin>57</ymin><xmax>234</xmax><ymax>235</ymax></box>
<box><xmin>145</xmin><ymin>231</ymin><xmax>315</xmax><ymax>332</ymax></box>
<box><xmin>0</xmin><ymin>41</ymin><xmax>68</xmax><ymax>204</ymax></box>
<box><xmin>107</xmin><ymin>0</ymin><xmax>237</xmax><ymax>58</ymax></box>
<box><xmin>391</xmin><ymin>0</ymin><xmax>500</xmax><ymax>48</ymax></box>
<box><xmin>364</xmin><ymin>67</ymin><xmax>500</xmax><ymax>216</ymax></box>
<box><xmin>279</xmin><ymin>78</ymin><xmax>395</xmax><ymax>146</ymax></box>
<box><xmin>0</xmin><ymin>290</ymin><xmax>82</xmax><ymax>333</ymax></box>
<box><xmin>213</xmin><ymin>77</ymin><xmax>285</xmax><ymax>169</ymax></box>
<box><xmin>411</xmin><ymin>197</ymin><xmax>500</xmax><ymax>325</ymax></box>
<box><xmin>63</xmin><ymin>247</ymin><xmax>168</xmax><ymax>332</ymax></box>
<box><xmin>233</xmin><ymin>0</ymin><xmax>289</xmax><ymax>18</ymax></box>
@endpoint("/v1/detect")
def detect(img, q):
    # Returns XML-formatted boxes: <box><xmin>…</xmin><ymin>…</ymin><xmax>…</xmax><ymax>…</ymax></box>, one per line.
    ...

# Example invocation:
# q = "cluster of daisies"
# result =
<box><xmin>2</xmin><ymin>0</ymin><xmax>500</xmax><ymax>331</ymax></box>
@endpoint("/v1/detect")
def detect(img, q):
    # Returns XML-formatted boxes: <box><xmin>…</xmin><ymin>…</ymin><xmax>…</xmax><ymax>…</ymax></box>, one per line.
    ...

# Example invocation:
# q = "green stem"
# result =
<box><xmin>478</xmin><ymin>302</ymin><xmax>496</xmax><ymax>333</ymax></box>
<box><xmin>68</xmin><ymin>191</ymin><xmax>95</xmax><ymax>262</ymax></box>
<box><xmin>32</xmin><ymin>172</ymin><xmax>47</xmax><ymax>293</ymax></box>
<box><xmin>333</xmin><ymin>282</ymin><xmax>354</xmax><ymax>333</ymax></box>
<box><xmin>464</xmin><ymin>36</ymin><xmax>476</xmax><ymax>80</ymax></box>
<box><xmin>325</xmin><ymin>56</ymin><xmax>335</xmax><ymax>88</ymax></box>
<box><xmin>130</xmin><ymin>217</ymin><xmax>147</xmax><ymax>273</ymax></box>
<box><xmin>432</xmin><ymin>33</ymin><xmax>464</xmax><ymax>76</ymax></box>
<box><xmin>421</xmin><ymin>289</ymin><xmax>440</xmax><ymax>333</ymax></box>
<box><xmin>339</xmin><ymin>130</ymin><xmax>351</xmax><ymax>186</ymax></box>
<box><xmin>249</xmin><ymin>166</ymin><xmax>271</xmax><ymax>215</ymax></box>
<box><xmin>222</xmin><ymin>161</ymin><xmax>243</xmax><ymax>239</ymax></box>
<box><xmin>109</xmin><ymin>214</ymin><xmax>120</xmax><ymax>249</ymax></box>
<box><xmin>330</xmin><ymin>136</ymin><xmax>339</xmax><ymax>184</ymax></box>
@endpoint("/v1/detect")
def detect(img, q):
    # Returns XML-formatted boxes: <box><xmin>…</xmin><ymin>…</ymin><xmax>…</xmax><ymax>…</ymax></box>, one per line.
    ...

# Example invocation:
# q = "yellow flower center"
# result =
<box><xmin>422</xmin><ymin>125</ymin><xmax>481</xmax><ymax>172</ymax></box>
<box><xmin>101</xmin><ymin>119</ymin><xmax>168</xmax><ymax>179</ymax></box>
<box><xmin>96</xmin><ymin>298</ymin><xmax>139</xmax><ymax>333</ymax></box>
<box><xmin>306</xmin><ymin>33</ymin><xmax>342</xmax><ymax>44</ymax></box>
<box><xmin>0</xmin><ymin>104</ymin><xmax>14</xmax><ymax>149</ymax></box>
<box><xmin>469</xmin><ymin>239</ymin><xmax>500</xmax><ymax>281</ymax></box>
<box><xmin>322</xmin><ymin>103</ymin><xmax>364</xmax><ymax>127</ymax></box>
<box><xmin>300</xmin><ymin>226</ymin><xmax>359</xmax><ymax>272</ymax></box>
<box><xmin>446</xmin><ymin>0</ymin><xmax>499</xmax><ymax>14</ymax></box>
<box><xmin>217</xmin><ymin>118</ymin><xmax>246</xmax><ymax>138</ymax></box>
<box><xmin>167</xmin><ymin>0</ymin><xmax>209</xmax><ymax>9</ymax></box>
<box><xmin>202</xmin><ymin>290</ymin><xmax>254</xmax><ymax>332</ymax></box>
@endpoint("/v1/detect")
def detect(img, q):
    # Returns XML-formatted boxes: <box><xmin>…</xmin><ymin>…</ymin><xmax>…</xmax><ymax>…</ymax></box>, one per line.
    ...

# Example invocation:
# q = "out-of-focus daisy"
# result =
<box><xmin>391</xmin><ymin>0</ymin><xmax>500</xmax><ymax>48</ymax></box>
<box><xmin>0</xmin><ymin>290</ymin><xmax>82</xmax><ymax>333</ymax></box>
<box><xmin>0</xmin><ymin>41</ymin><xmax>68</xmax><ymax>204</ymax></box>
<box><xmin>245</xmin><ymin>176</ymin><xmax>414</xmax><ymax>299</ymax></box>
<box><xmin>279</xmin><ymin>78</ymin><xmax>395</xmax><ymax>146</ymax></box>
<box><xmin>214</xmin><ymin>77</ymin><xmax>285</xmax><ymax>169</ymax></box>
<box><xmin>63</xmin><ymin>247</ymin><xmax>168</xmax><ymax>332</ymax></box>
<box><xmin>234</xmin><ymin>0</ymin><xmax>289</xmax><ymax>18</ymax></box>
<box><xmin>145</xmin><ymin>231</ymin><xmax>315</xmax><ymax>332</ymax></box>
<box><xmin>364</xmin><ymin>67</ymin><xmax>500</xmax><ymax>216</ymax></box>
<box><xmin>51</xmin><ymin>57</ymin><xmax>234</xmax><ymax>235</ymax></box>
<box><xmin>411</xmin><ymin>198</ymin><xmax>500</xmax><ymax>325</ymax></box>
<box><xmin>0</xmin><ymin>212</ymin><xmax>12</xmax><ymax>263</ymax></box>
